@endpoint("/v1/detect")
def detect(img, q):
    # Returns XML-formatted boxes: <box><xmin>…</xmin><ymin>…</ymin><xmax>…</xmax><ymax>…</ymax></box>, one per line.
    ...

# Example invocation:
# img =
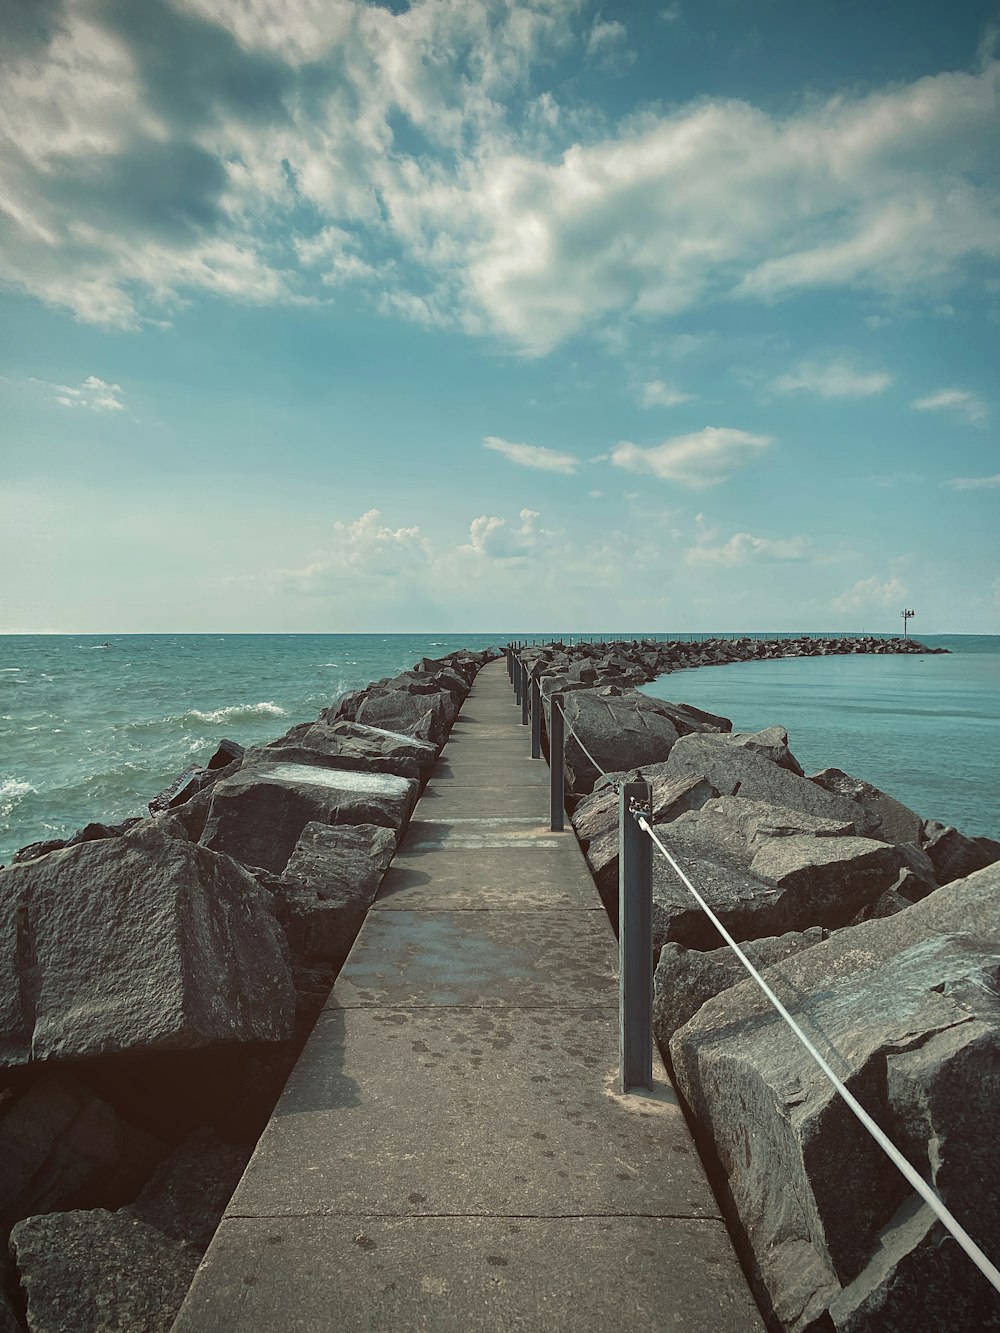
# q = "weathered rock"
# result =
<box><xmin>0</xmin><ymin>824</ymin><xmax>295</xmax><ymax>1065</ymax></box>
<box><xmin>130</xmin><ymin>1129</ymin><xmax>250</xmax><ymax>1250</ymax></box>
<box><xmin>653</xmin><ymin>929</ymin><xmax>827</xmax><ymax>1048</ymax></box>
<box><xmin>0</xmin><ymin>1073</ymin><xmax>163</xmax><ymax>1234</ymax></box>
<box><xmin>812</xmin><ymin>768</ymin><xmax>925</xmax><ymax>845</ymax></box>
<box><xmin>559</xmin><ymin>689</ymin><xmax>686</xmax><ymax>795</ymax></box>
<box><xmin>10</xmin><ymin>1209</ymin><xmax>201</xmax><ymax>1333</ymax></box>
<box><xmin>11</xmin><ymin>839</ymin><xmax>66</xmax><ymax>865</ymax></box>
<box><xmin>664</xmin><ymin>733</ymin><xmax>871</xmax><ymax>831</ymax></box>
<box><xmin>273</xmin><ymin>822</ymin><xmax>396</xmax><ymax>961</ymax></box>
<box><xmin>262</xmin><ymin>719</ymin><xmax>437</xmax><ymax>783</ymax></box>
<box><xmin>148</xmin><ymin>766</ymin><xmax>204</xmax><ymax>815</ymax></box>
<box><xmin>711</xmin><ymin>725</ymin><xmax>805</xmax><ymax>775</ymax></box>
<box><xmin>921</xmin><ymin>819</ymin><xmax>1000</xmax><ymax>885</ymax></box>
<box><xmin>199</xmin><ymin>762</ymin><xmax>416</xmax><ymax>874</ymax></box>
<box><xmin>206</xmin><ymin>738</ymin><xmax>244</xmax><ymax>771</ymax></box>
<box><xmin>671</xmin><ymin>864</ymin><xmax>1000</xmax><ymax>1332</ymax></box>
<box><xmin>353</xmin><ymin>687</ymin><xmax>454</xmax><ymax>747</ymax></box>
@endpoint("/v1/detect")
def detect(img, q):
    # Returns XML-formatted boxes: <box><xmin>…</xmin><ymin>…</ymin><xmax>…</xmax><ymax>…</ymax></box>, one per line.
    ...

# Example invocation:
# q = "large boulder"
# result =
<box><xmin>262</xmin><ymin>719</ymin><xmax>437</xmax><ymax>782</ymax></box>
<box><xmin>558</xmin><ymin>689</ymin><xmax>687</xmax><ymax>795</ymax></box>
<box><xmin>663</xmin><ymin>734</ymin><xmax>873</xmax><ymax>831</ymax></box>
<box><xmin>0</xmin><ymin>825</ymin><xmax>295</xmax><ymax>1066</ymax></box>
<box><xmin>654</xmin><ymin>929</ymin><xmax>827</xmax><ymax>1048</ymax></box>
<box><xmin>354</xmin><ymin>688</ymin><xmax>454</xmax><ymax>747</ymax></box>
<box><xmin>671</xmin><ymin>864</ymin><xmax>1000</xmax><ymax>1332</ymax></box>
<box><xmin>199</xmin><ymin>762</ymin><xmax>417</xmax><ymax>874</ymax></box>
<box><xmin>10</xmin><ymin>1209</ymin><xmax>201</xmax><ymax>1333</ymax></box>
<box><xmin>649</xmin><ymin>822</ymin><xmax>932</xmax><ymax>951</ymax></box>
<box><xmin>811</xmin><ymin>768</ymin><xmax>925</xmax><ymax>845</ymax></box>
<box><xmin>272</xmin><ymin>822</ymin><xmax>396</xmax><ymax>962</ymax></box>
<box><xmin>130</xmin><ymin>1129</ymin><xmax>251</xmax><ymax>1250</ymax></box>
<box><xmin>921</xmin><ymin>820</ymin><xmax>1000</xmax><ymax>885</ymax></box>
<box><xmin>0</xmin><ymin>1073</ymin><xmax>163</xmax><ymax>1234</ymax></box>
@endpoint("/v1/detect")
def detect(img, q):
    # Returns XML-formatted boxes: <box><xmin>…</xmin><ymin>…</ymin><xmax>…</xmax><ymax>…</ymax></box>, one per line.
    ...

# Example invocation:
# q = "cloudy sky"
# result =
<box><xmin>1</xmin><ymin>0</ymin><xmax>998</xmax><ymax>633</ymax></box>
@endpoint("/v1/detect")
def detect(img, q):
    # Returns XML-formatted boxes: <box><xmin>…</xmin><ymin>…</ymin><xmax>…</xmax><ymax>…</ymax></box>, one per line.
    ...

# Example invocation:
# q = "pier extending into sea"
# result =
<box><xmin>173</xmin><ymin>657</ymin><xmax>762</xmax><ymax>1331</ymax></box>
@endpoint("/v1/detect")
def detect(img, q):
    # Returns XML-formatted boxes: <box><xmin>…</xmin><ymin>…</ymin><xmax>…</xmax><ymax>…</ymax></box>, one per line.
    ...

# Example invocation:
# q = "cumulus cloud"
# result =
<box><xmin>2</xmin><ymin>0</ymin><xmax>999</xmax><ymax>351</ymax></box>
<box><xmin>465</xmin><ymin>507</ymin><xmax>555</xmax><ymax>562</ymax></box>
<box><xmin>685</xmin><ymin>531</ymin><xmax>812</xmax><ymax>566</ymax></box>
<box><xmin>912</xmin><ymin>387</ymin><xmax>988</xmax><ymax>424</ymax></box>
<box><xmin>944</xmin><ymin>473</ymin><xmax>1000</xmax><ymax>490</ymax></box>
<box><xmin>832</xmin><ymin>574</ymin><xmax>908</xmax><ymax>613</ymax></box>
<box><xmin>33</xmin><ymin>375</ymin><xmax>126</xmax><ymax>411</ymax></box>
<box><xmin>610</xmin><ymin>427</ymin><xmax>773</xmax><ymax>488</ymax></box>
<box><xmin>483</xmin><ymin>435</ymin><xmax>579</xmax><ymax>474</ymax></box>
<box><xmin>772</xmin><ymin>359</ymin><xmax>892</xmax><ymax>398</ymax></box>
<box><xmin>640</xmin><ymin>380</ymin><xmax>694</xmax><ymax>408</ymax></box>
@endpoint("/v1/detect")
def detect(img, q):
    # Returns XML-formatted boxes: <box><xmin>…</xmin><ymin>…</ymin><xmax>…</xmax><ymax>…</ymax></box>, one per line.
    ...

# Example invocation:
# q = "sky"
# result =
<box><xmin>1</xmin><ymin>0</ymin><xmax>998</xmax><ymax>634</ymax></box>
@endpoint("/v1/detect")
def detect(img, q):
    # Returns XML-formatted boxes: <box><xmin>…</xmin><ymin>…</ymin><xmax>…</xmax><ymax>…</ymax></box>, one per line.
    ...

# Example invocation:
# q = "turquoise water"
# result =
<box><xmin>643</xmin><ymin>635</ymin><xmax>999</xmax><ymax>840</ymax></box>
<box><xmin>1</xmin><ymin>633</ymin><xmax>997</xmax><ymax>863</ymax></box>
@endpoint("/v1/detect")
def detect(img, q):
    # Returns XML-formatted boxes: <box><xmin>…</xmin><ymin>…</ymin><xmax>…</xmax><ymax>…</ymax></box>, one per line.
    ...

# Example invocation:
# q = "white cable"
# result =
<box><xmin>638</xmin><ymin>814</ymin><xmax>1000</xmax><ymax>1295</ymax></box>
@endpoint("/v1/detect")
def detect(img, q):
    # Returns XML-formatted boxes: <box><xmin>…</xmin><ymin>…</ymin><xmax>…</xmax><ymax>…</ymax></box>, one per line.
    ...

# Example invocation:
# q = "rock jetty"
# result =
<box><xmin>0</xmin><ymin>647</ymin><xmax>496</xmax><ymax>1332</ymax></box>
<box><xmin>515</xmin><ymin>637</ymin><xmax>999</xmax><ymax>1333</ymax></box>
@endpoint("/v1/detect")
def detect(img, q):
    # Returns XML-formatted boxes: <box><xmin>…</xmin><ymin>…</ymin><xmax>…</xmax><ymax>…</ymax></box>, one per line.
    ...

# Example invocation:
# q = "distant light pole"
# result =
<box><xmin>901</xmin><ymin>608</ymin><xmax>915</xmax><ymax>637</ymax></box>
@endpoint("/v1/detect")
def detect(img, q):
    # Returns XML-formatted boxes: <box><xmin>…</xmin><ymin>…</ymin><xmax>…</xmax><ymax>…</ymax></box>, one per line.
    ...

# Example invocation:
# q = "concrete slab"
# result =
<box><xmin>416</xmin><ymin>781</ymin><xmax>548</xmax><ymax>818</ymax></box>
<box><xmin>335</xmin><ymin>909</ymin><xmax>615</xmax><ymax>1007</ymax></box>
<box><xmin>374</xmin><ymin>847</ymin><xmax>599</xmax><ymax>910</ymax></box>
<box><xmin>227</xmin><ymin>1006</ymin><xmax>718</xmax><ymax>1220</ymax></box>
<box><xmin>174</xmin><ymin>1214</ymin><xmax>762</xmax><ymax>1333</ymax></box>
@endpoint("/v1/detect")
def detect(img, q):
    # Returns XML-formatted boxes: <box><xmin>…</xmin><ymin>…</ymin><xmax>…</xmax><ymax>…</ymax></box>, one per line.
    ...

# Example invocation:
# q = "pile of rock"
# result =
<box><xmin>517</xmin><ymin>641</ymin><xmax>999</xmax><ymax>1331</ymax></box>
<box><xmin>0</xmin><ymin>648</ymin><xmax>495</xmax><ymax>1331</ymax></box>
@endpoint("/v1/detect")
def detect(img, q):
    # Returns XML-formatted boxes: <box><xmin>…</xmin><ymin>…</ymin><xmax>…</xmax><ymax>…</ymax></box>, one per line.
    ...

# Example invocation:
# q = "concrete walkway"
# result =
<box><xmin>173</xmin><ymin>660</ymin><xmax>763</xmax><ymax>1331</ymax></box>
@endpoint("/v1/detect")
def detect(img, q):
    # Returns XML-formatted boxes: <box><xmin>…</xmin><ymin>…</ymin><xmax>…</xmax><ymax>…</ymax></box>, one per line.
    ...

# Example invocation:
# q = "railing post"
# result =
<box><xmin>530</xmin><ymin>675</ymin><xmax>541</xmax><ymax>758</ymax></box>
<box><xmin>619</xmin><ymin>780</ymin><xmax>653</xmax><ymax>1093</ymax></box>
<box><xmin>513</xmin><ymin>654</ymin><xmax>522</xmax><ymax>706</ymax></box>
<box><xmin>549</xmin><ymin>693</ymin><xmax>565</xmax><ymax>832</ymax></box>
<box><xmin>520</xmin><ymin>661</ymin><xmax>529</xmax><ymax>725</ymax></box>
<box><xmin>506</xmin><ymin>645</ymin><xmax>513</xmax><ymax>681</ymax></box>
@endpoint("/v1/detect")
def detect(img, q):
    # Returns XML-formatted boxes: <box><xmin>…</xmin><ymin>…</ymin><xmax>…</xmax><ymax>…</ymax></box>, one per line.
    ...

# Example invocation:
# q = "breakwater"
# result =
<box><xmin>0</xmin><ymin>648</ymin><xmax>496</xmax><ymax>1331</ymax></box>
<box><xmin>515</xmin><ymin>638</ymin><xmax>999</xmax><ymax>1331</ymax></box>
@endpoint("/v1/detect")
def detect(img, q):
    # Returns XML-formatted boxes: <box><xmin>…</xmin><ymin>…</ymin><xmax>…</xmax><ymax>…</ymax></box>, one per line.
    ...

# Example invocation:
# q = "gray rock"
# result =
<box><xmin>273</xmin><ymin>822</ymin><xmax>396</xmax><ymax>962</ymax></box>
<box><xmin>921</xmin><ymin>820</ymin><xmax>1000</xmax><ymax>885</ymax></box>
<box><xmin>263</xmin><ymin>719</ymin><xmax>437</xmax><ymax>782</ymax></box>
<box><xmin>671</xmin><ymin>864</ymin><xmax>1000</xmax><ymax>1332</ymax></box>
<box><xmin>664</xmin><ymin>734</ymin><xmax>872</xmax><ymax>831</ymax></box>
<box><xmin>559</xmin><ymin>689</ymin><xmax>683</xmax><ymax>795</ymax></box>
<box><xmin>713</xmin><ymin>725</ymin><xmax>805</xmax><ymax>775</ymax></box>
<box><xmin>130</xmin><ymin>1129</ymin><xmax>250</xmax><ymax>1251</ymax></box>
<box><xmin>353</xmin><ymin>687</ymin><xmax>455</xmax><ymax>747</ymax></box>
<box><xmin>0</xmin><ymin>825</ymin><xmax>295</xmax><ymax>1065</ymax></box>
<box><xmin>653</xmin><ymin>929</ymin><xmax>827</xmax><ymax>1048</ymax></box>
<box><xmin>10</xmin><ymin>1209</ymin><xmax>201</xmax><ymax>1333</ymax></box>
<box><xmin>0</xmin><ymin>1073</ymin><xmax>163</xmax><ymax>1234</ymax></box>
<box><xmin>811</xmin><ymin>768</ymin><xmax>925</xmax><ymax>845</ymax></box>
<box><xmin>199</xmin><ymin>761</ymin><xmax>416</xmax><ymax>874</ymax></box>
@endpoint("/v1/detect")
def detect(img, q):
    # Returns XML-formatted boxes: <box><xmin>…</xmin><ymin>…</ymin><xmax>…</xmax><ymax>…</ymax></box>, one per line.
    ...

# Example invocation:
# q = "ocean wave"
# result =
<box><xmin>0</xmin><ymin>777</ymin><xmax>36</xmax><ymax>818</ymax></box>
<box><xmin>188</xmin><ymin>701</ymin><xmax>288</xmax><ymax>725</ymax></box>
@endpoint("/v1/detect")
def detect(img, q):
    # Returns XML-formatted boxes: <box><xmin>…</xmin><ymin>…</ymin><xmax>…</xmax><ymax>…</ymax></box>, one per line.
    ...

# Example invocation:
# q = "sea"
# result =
<box><xmin>1</xmin><ymin>632</ymin><xmax>997</xmax><ymax>864</ymax></box>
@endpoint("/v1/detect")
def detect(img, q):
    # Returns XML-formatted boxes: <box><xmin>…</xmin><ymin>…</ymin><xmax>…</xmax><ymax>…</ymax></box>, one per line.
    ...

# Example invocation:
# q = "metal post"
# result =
<box><xmin>530</xmin><ymin>676</ymin><xmax>541</xmax><ymax>758</ymax></box>
<box><xmin>549</xmin><ymin>693</ymin><xmax>565</xmax><ymax>832</ymax></box>
<box><xmin>520</xmin><ymin>661</ymin><xmax>529</xmax><ymax>725</ymax></box>
<box><xmin>514</xmin><ymin>655</ymin><xmax>522</xmax><ymax>706</ymax></box>
<box><xmin>619</xmin><ymin>780</ymin><xmax>653</xmax><ymax>1093</ymax></box>
<box><xmin>506</xmin><ymin>646</ymin><xmax>513</xmax><ymax>681</ymax></box>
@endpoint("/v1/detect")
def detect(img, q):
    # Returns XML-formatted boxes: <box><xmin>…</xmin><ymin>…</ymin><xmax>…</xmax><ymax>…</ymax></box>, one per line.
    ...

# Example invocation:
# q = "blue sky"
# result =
<box><xmin>1</xmin><ymin>0</ymin><xmax>998</xmax><ymax>633</ymax></box>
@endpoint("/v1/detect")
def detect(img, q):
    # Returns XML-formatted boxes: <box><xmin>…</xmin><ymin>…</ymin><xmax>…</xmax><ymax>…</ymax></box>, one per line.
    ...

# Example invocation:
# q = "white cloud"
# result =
<box><xmin>34</xmin><ymin>375</ymin><xmax>126</xmax><ymax>412</ymax></box>
<box><xmin>944</xmin><ymin>473</ymin><xmax>1000</xmax><ymax>490</ymax></box>
<box><xmin>1</xmin><ymin>1</ymin><xmax>998</xmax><ymax>353</ymax></box>
<box><xmin>467</xmin><ymin>507</ymin><xmax>546</xmax><ymax>560</ymax></box>
<box><xmin>912</xmin><ymin>387</ymin><xmax>988</xmax><ymax>425</ymax></box>
<box><xmin>610</xmin><ymin>427</ymin><xmax>773</xmax><ymax>488</ymax></box>
<box><xmin>483</xmin><ymin>435</ymin><xmax>579</xmax><ymax>474</ymax></box>
<box><xmin>640</xmin><ymin>380</ymin><xmax>695</xmax><ymax>408</ymax></box>
<box><xmin>832</xmin><ymin>574</ymin><xmax>908</xmax><ymax>613</ymax></box>
<box><xmin>685</xmin><ymin>531</ymin><xmax>812</xmax><ymax>566</ymax></box>
<box><xmin>772</xmin><ymin>359</ymin><xmax>892</xmax><ymax>398</ymax></box>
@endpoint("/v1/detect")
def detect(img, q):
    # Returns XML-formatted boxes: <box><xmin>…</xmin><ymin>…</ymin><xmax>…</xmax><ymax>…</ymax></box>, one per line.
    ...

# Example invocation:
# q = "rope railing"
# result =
<box><xmin>504</xmin><ymin>642</ymin><xmax>1000</xmax><ymax>1299</ymax></box>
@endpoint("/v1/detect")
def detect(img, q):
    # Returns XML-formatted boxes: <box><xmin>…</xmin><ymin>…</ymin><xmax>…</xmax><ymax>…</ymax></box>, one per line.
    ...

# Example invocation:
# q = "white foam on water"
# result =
<box><xmin>1</xmin><ymin>777</ymin><xmax>36</xmax><ymax>818</ymax></box>
<box><xmin>188</xmin><ymin>701</ymin><xmax>288</xmax><ymax>725</ymax></box>
<box><xmin>262</xmin><ymin>763</ymin><xmax>413</xmax><ymax>796</ymax></box>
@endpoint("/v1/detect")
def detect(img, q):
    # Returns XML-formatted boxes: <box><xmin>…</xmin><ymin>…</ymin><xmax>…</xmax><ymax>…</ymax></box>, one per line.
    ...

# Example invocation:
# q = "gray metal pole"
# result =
<box><xmin>520</xmin><ymin>661</ymin><xmax>529</xmax><ymax>725</ymax></box>
<box><xmin>530</xmin><ymin>676</ymin><xmax>541</xmax><ymax>758</ymax></box>
<box><xmin>506</xmin><ymin>646</ymin><xmax>513</xmax><ymax>681</ymax></box>
<box><xmin>514</xmin><ymin>655</ymin><xmax>522</xmax><ymax>706</ymax></box>
<box><xmin>619</xmin><ymin>780</ymin><xmax>653</xmax><ymax>1093</ymax></box>
<box><xmin>549</xmin><ymin>694</ymin><xmax>565</xmax><ymax>832</ymax></box>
